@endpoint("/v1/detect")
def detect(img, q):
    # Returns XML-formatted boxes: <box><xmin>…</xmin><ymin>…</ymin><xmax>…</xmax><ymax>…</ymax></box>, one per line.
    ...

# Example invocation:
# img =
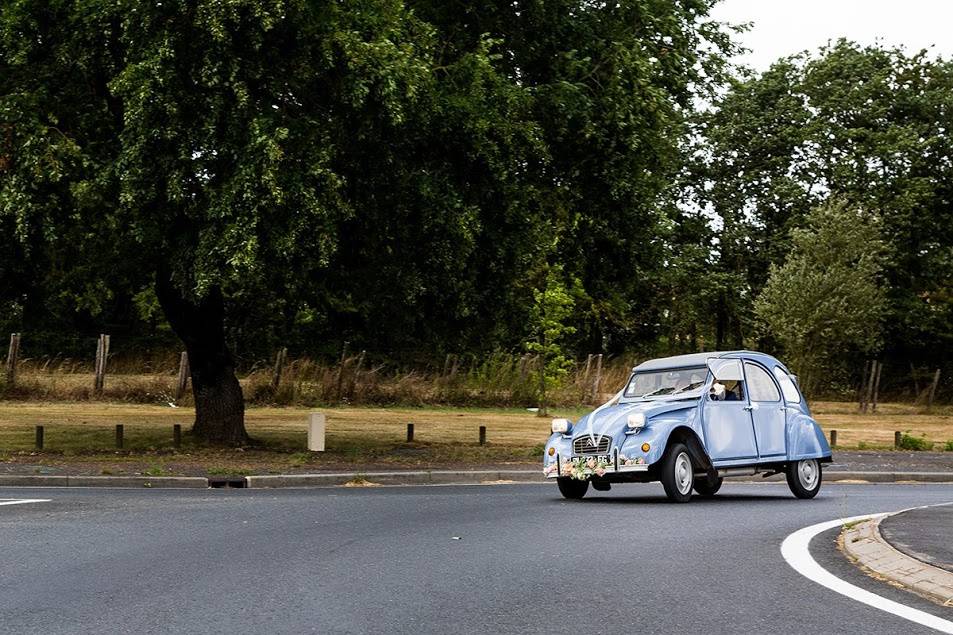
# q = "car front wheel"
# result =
<box><xmin>785</xmin><ymin>459</ymin><xmax>822</xmax><ymax>499</ymax></box>
<box><xmin>556</xmin><ymin>477</ymin><xmax>589</xmax><ymax>500</ymax></box>
<box><xmin>660</xmin><ymin>442</ymin><xmax>694</xmax><ymax>503</ymax></box>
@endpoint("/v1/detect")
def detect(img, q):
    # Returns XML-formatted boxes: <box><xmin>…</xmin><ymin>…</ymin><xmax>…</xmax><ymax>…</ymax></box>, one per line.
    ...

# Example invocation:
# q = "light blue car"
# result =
<box><xmin>543</xmin><ymin>351</ymin><xmax>832</xmax><ymax>502</ymax></box>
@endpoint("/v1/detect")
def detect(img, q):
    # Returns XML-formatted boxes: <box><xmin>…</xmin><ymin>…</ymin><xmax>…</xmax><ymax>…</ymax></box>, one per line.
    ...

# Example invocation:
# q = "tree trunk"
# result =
<box><xmin>155</xmin><ymin>269</ymin><xmax>249</xmax><ymax>445</ymax></box>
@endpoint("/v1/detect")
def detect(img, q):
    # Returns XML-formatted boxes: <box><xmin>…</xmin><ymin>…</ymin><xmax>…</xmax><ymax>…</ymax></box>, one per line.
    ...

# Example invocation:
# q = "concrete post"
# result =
<box><xmin>308</xmin><ymin>412</ymin><xmax>326</xmax><ymax>452</ymax></box>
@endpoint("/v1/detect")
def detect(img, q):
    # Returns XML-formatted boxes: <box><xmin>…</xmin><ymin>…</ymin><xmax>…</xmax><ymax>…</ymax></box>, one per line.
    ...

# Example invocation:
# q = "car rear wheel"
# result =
<box><xmin>556</xmin><ymin>477</ymin><xmax>589</xmax><ymax>500</ymax></box>
<box><xmin>661</xmin><ymin>443</ymin><xmax>694</xmax><ymax>503</ymax></box>
<box><xmin>785</xmin><ymin>459</ymin><xmax>822</xmax><ymax>499</ymax></box>
<box><xmin>693</xmin><ymin>473</ymin><xmax>723</xmax><ymax>497</ymax></box>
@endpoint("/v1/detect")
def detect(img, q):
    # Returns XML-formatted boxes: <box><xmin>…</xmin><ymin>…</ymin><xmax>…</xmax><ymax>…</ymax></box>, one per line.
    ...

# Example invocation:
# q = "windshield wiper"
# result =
<box><xmin>641</xmin><ymin>387</ymin><xmax>676</xmax><ymax>398</ymax></box>
<box><xmin>671</xmin><ymin>381</ymin><xmax>705</xmax><ymax>396</ymax></box>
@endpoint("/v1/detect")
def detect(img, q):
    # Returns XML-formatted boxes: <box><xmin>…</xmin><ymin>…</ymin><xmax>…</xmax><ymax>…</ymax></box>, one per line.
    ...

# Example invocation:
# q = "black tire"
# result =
<box><xmin>693</xmin><ymin>474</ymin><xmax>723</xmax><ymax>497</ymax></box>
<box><xmin>556</xmin><ymin>477</ymin><xmax>589</xmax><ymax>500</ymax></box>
<box><xmin>660</xmin><ymin>442</ymin><xmax>694</xmax><ymax>503</ymax></box>
<box><xmin>785</xmin><ymin>459</ymin><xmax>822</xmax><ymax>499</ymax></box>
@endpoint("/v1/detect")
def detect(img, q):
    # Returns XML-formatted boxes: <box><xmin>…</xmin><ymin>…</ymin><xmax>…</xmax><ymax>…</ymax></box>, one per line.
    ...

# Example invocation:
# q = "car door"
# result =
<box><xmin>744</xmin><ymin>361</ymin><xmax>786</xmax><ymax>459</ymax></box>
<box><xmin>702</xmin><ymin>358</ymin><xmax>758</xmax><ymax>462</ymax></box>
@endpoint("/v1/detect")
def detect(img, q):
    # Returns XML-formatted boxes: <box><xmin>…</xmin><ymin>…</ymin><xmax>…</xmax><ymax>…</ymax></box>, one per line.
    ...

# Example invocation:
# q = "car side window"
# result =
<box><xmin>773</xmin><ymin>366</ymin><xmax>802</xmax><ymax>403</ymax></box>
<box><xmin>745</xmin><ymin>363</ymin><xmax>780</xmax><ymax>402</ymax></box>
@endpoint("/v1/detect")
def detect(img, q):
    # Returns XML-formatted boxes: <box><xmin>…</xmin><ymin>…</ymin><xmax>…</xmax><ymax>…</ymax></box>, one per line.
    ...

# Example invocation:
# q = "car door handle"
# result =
<box><xmin>743</xmin><ymin>405</ymin><xmax>754</xmax><ymax>412</ymax></box>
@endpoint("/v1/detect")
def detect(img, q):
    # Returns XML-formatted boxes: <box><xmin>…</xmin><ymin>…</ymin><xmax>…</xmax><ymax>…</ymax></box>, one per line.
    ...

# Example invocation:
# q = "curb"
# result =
<box><xmin>841</xmin><ymin>512</ymin><xmax>953</xmax><ymax>606</ymax></box>
<box><xmin>0</xmin><ymin>470</ymin><xmax>951</xmax><ymax>489</ymax></box>
<box><xmin>0</xmin><ymin>475</ymin><xmax>208</xmax><ymax>489</ymax></box>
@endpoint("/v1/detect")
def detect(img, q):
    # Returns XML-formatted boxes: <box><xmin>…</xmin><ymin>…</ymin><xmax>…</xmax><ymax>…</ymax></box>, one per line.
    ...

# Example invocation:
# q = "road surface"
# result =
<box><xmin>1</xmin><ymin>482</ymin><xmax>951</xmax><ymax>634</ymax></box>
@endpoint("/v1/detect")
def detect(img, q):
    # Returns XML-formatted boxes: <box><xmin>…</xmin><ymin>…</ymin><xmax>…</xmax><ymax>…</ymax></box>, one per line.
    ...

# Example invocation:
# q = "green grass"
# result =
<box><xmin>897</xmin><ymin>431</ymin><xmax>932</xmax><ymax>451</ymax></box>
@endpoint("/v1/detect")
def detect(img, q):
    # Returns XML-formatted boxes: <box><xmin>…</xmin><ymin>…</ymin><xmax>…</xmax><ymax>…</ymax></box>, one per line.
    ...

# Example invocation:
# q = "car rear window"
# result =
<box><xmin>773</xmin><ymin>366</ymin><xmax>802</xmax><ymax>403</ymax></box>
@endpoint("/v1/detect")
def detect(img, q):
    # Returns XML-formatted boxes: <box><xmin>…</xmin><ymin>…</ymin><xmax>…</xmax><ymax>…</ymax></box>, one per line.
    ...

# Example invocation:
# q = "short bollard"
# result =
<box><xmin>35</xmin><ymin>425</ymin><xmax>44</xmax><ymax>450</ymax></box>
<box><xmin>479</xmin><ymin>425</ymin><xmax>486</xmax><ymax>446</ymax></box>
<box><xmin>406</xmin><ymin>423</ymin><xmax>414</xmax><ymax>443</ymax></box>
<box><xmin>173</xmin><ymin>424</ymin><xmax>182</xmax><ymax>448</ymax></box>
<box><xmin>895</xmin><ymin>430</ymin><xmax>902</xmax><ymax>448</ymax></box>
<box><xmin>829</xmin><ymin>430</ymin><xmax>837</xmax><ymax>447</ymax></box>
<box><xmin>115</xmin><ymin>424</ymin><xmax>124</xmax><ymax>449</ymax></box>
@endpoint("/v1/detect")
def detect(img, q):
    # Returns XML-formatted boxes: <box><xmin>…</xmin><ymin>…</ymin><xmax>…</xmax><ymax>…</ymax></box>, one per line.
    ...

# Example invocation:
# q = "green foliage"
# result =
<box><xmin>754</xmin><ymin>199</ymin><xmax>885</xmax><ymax>393</ymax></box>
<box><xmin>944</xmin><ymin>440</ymin><xmax>953</xmax><ymax>452</ymax></box>
<box><xmin>898</xmin><ymin>432</ymin><xmax>931</xmax><ymax>452</ymax></box>
<box><xmin>525</xmin><ymin>265</ymin><xmax>581</xmax><ymax>398</ymax></box>
<box><xmin>689</xmin><ymin>40</ymin><xmax>953</xmax><ymax>371</ymax></box>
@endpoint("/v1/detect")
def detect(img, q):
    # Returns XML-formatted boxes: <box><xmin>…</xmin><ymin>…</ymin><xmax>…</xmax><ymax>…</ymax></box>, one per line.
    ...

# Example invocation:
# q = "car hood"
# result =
<box><xmin>574</xmin><ymin>398</ymin><xmax>697</xmax><ymax>444</ymax></box>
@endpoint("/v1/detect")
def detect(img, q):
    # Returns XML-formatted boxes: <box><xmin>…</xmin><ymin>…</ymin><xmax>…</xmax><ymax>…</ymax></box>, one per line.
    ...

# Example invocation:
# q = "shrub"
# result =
<box><xmin>944</xmin><ymin>440</ymin><xmax>953</xmax><ymax>452</ymax></box>
<box><xmin>898</xmin><ymin>432</ymin><xmax>931</xmax><ymax>451</ymax></box>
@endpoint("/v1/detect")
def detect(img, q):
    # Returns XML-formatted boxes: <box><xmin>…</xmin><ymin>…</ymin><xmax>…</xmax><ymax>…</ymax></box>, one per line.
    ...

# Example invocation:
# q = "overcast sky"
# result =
<box><xmin>709</xmin><ymin>0</ymin><xmax>953</xmax><ymax>71</ymax></box>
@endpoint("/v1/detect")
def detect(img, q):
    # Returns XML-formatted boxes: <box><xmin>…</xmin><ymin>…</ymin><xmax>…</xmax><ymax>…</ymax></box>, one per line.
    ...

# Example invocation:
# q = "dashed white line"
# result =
<box><xmin>0</xmin><ymin>499</ymin><xmax>51</xmax><ymax>506</ymax></box>
<box><xmin>781</xmin><ymin>512</ymin><xmax>953</xmax><ymax>634</ymax></box>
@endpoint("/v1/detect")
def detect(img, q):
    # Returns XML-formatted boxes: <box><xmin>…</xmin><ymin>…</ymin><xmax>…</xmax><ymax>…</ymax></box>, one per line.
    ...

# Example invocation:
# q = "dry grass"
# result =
<box><xmin>811</xmin><ymin>401</ymin><xmax>953</xmax><ymax>450</ymax></box>
<box><xmin>2</xmin><ymin>352</ymin><xmax>636</xmax><ymax>408</ymax></box>
<box><xmin>0</xmin><ymin>399</ymin><xmax>951</xmax><ymax>476</ymax></box>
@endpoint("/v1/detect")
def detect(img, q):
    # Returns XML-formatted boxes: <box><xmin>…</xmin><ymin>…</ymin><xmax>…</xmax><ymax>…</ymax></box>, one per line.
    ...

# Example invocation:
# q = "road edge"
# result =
<box><xmin>1</xmin><ymin>469</ymin><xmax>952</xmax><ymax>489</ymax></box>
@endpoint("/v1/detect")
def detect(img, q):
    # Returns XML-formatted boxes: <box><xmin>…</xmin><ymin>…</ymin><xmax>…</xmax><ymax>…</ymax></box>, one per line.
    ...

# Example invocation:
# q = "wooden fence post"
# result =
<box><xmin>537</xmin><ymin>354</ymin><xmax>547</xmax><ymax>417</ymax></box>
<box><xmin>858</xmin><ymin>360</ymin><xmax>870</xmax><ymax>412</ymax></box>
<box><xmin>174</xmin><ymin>351</ymin><xmax>190</xmax><ymax>401</ymax></box>
<box><xmin>173</xmin><ymin>424</ymin><xmax>182</xmax><ymax>448</ymax></box>
<box><xmin>871</xmin><ymin>361</ymin><xmax>882</xmax><ymax>413</ymax></box>
<box><xmin>592</xmin><ymin>354</ymin><xmax>603</xmax><ymax>403</ymax></box>
<box><xmin>862</xmin><ymin>360</ymin><xmax>877</xmax><ymax>414</ymax></box>
<box><xmin>35</xmin><ymin>425</ymin><xmax>44</xmax><ymax>450</ymax></box>
<box><xmin>927</xmin><ymin>368</ymin><xmax>941</xmax><ymax>410</ymax></box>
<box><xmin>581</xmin><ymin>354</ymin><xmax>593</xmax><ymax>401</ymax></box>
<box><xmin>829</xmin><ymin>430</ymin><xmax>837</xmax><ymax>447</ymax></box>
<box><xmin>406</xmin><ymin>423</ymin><xmax>414</xmax><ymax>442</ymax></box>
<box><xmin>894</xmin><ymin>431</ymin><xmax>902</xmax><ymax>449</ymax></box>
<box><xmin>272</xmin><ymin>347</ymin><xmax>288</xmax><ymax>390</ymax></box>
<box><xmin>479</xmin><ymin>425</ymin><xmax>487</xmax><ymax>446</ymax></box>
<box><xmin>335</xmin><ymin>341</ymin><xmax>349</xmax><ymax>401</ymax></box>
<box><xmin>115</xmin><ymin>424</ymin><xmax>124</xmax><ymax>449</ymax></box>
<box><xmin>5</xmin><ymin>333</ymin><xmax>20</xmax><ymax>386</ymax></box>
<box><xmin>94</xmin><ymin>334</ymin><xmax>110</xmax><ymax>394</ymax></box>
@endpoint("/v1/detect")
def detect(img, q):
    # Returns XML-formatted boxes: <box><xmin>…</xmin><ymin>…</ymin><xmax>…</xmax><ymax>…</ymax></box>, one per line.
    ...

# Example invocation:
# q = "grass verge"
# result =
<box><xmin>0</xmin><ymin>400</ymin><xmax>951</xmax><ymax>476</ymax></box>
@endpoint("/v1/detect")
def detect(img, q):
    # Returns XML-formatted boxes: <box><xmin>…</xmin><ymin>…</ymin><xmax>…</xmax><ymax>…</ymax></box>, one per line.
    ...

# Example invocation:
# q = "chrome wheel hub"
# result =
<box><xmin>675</xmin><ymin>452</ymin><xmax>693</xmax><ymax>495</ymax></box>
<box><xmin>797</xmin><ymin>459</ymin><xmax>819</xmax><ymax>490</ymax></box>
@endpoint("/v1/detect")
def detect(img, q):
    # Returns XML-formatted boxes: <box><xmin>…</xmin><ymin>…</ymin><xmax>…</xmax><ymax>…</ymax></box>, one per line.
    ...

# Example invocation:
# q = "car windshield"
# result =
<box><xmin>623</xmin><ymin>366</ymin><xmax>709</xmax><ymax>399</ymax></box>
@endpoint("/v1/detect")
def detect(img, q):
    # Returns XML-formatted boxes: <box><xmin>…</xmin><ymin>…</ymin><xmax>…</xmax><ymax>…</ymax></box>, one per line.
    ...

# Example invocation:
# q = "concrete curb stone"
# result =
<box><xmin>841</xmin><ymin>513</ymin><xmax>953</xmax><ymax>606</ymax></box>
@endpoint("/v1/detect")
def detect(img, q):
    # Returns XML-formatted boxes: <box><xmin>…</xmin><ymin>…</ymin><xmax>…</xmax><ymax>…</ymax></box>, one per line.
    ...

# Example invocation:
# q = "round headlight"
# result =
<box><xmin>551</xmin><ymin>418</ymin><xmax>572</xmax><ymax>434</ymax></box>
<box><xmin>626</xmin><ymin>413</ymin><xmax>646</xmax><ymax>430</ymax></box>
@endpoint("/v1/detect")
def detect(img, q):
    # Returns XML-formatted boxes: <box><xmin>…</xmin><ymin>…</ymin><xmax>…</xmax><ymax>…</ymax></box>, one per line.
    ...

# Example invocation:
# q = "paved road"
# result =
<box><xmin>1</xmin><ymin>482</ymin><xmax>951</xmax><ymax>634</ymax></box>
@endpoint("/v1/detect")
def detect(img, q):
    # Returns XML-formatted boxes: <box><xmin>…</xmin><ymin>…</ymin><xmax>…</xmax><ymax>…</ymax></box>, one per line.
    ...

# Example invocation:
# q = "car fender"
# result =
<box><xmin>619</xmin><ymin>408</ymin><xmax>712</xmax><ymax>471</ymax></box>
<box><xmin>786</xmin><ymin>413</ymin><xmax>832</xmax><ymax>460</ymax></box>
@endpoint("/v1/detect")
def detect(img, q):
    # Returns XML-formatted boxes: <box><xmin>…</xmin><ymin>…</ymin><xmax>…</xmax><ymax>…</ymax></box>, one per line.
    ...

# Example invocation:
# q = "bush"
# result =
<box><xmin>944</xmin><ymin>440</ymin><xmax>953</xmax><ymax>452</ymax></box>
<box><xmin>898</xmin><ymin>432</ymin><xmax>931</xmax><ymax>451</ymax></box>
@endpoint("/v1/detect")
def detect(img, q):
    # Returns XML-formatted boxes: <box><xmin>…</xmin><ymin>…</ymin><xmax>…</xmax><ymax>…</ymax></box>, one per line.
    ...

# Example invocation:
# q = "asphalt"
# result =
<box><xmin>1</xmin><ymin>482</ymin><xmax>952</xmax><ymax>634</ymax></box>
<box><xmin>880</xmin><ymin>503</ymin><xmax>953</xmax><ymax>573</ymax></box>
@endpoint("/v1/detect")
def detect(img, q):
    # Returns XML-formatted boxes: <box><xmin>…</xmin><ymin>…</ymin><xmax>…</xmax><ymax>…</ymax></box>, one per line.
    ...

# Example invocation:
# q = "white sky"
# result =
<box><xmin>709</xmin><ymin>0</ymin><xmax>953</xmax><ymax>71</ymax></box>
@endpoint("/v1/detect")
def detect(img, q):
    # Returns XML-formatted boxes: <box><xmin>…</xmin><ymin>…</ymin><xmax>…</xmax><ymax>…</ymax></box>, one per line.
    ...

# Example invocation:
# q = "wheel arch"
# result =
<box><xmin>663</xmin><ymin>425</ymin><xmax>713</xmax><ymax>472</ymax></box>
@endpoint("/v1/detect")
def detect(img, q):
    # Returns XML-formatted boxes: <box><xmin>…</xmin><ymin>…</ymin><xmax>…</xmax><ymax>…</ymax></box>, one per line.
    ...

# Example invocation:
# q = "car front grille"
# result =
<box><xmin>573</xmin><ymin>435</ymin><xmax>611</xmax><ymax>455</ymax></box>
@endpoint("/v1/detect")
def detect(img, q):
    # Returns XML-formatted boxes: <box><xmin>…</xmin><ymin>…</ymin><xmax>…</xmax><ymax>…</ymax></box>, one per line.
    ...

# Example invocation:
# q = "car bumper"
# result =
<box><xmin>543</xmin><ymin>449</ymin><xmax>649</xmax><ymax>479</ymax></box>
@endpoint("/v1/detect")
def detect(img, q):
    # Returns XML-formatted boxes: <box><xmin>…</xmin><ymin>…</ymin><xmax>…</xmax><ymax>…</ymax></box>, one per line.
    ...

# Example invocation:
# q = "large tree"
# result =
<box><xmin>1</xmin><ymin>0</ymin><xmax>445</xmax><ymax>443</ymax></box>
<box><xmin>1</xmin><ymin>1</ymin><xmax>739</xmax><ymax>441</ymax></box>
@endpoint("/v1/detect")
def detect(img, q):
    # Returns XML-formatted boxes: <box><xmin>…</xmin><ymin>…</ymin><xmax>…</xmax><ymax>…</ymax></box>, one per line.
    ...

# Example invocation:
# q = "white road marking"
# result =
<box><xmin>781</xmin><ymin>511</ymin><xmax>953</xmax><ymax>634</ymax></box>
<box><xmin>0</xmin><ymin>499</ymin><xmax>51</xmax><ymax>506</ymax></box>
